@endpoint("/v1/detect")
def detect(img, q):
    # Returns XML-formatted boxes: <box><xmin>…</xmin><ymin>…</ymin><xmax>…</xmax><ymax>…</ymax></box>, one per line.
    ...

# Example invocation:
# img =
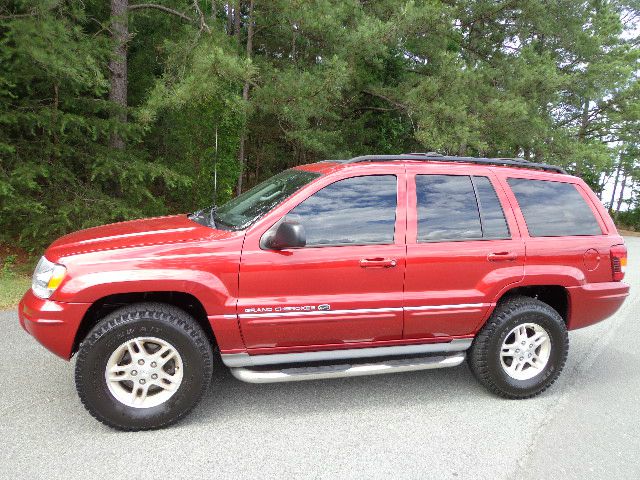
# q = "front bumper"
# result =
<box><xmin>567</xmin><ymin>281</ymin><xmax>630</xmax><ymax>330</ymax></box>
<box><xmin>18</xmin><ymin>289</ymin><xmax>91</xmax><ymax>360</ymax></box>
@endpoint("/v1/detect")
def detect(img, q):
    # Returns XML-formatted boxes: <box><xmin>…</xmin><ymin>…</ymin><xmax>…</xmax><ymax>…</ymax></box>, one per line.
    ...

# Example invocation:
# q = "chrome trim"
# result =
<box><xmin>221</xmin><ymin>353</ymin><xmax>252</xmax><ymax>367</ymax></box>
<box><xmin>220</xmin><ymin>338</ymin><xmax>472</xmax><ymax>367</ymax></box>
<box><xmin>239</xmin><ymin>307</ymin><xmax>402</xmax><ymax>319</ymax></box>
<box><xmin>238</xmin><ymin>303</ymin><xmax>487</xmax><ymax>319</ymax></box>
<box><xmin>230</xmin><ymin>352</ymin><xmax>466</xmax><ymax>384</ymax></box>
<box><xmin>404</xmin><ymin>303</ymin><xmax>487</xmax><ymax>311</ymax></box>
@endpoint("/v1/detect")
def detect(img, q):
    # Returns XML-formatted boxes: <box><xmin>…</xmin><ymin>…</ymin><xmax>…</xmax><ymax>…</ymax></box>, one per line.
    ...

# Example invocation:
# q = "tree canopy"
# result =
<box><xmin>1</xmin><ymin>0</ymin><xmax>639</xmax><ymax>251</ymax></box>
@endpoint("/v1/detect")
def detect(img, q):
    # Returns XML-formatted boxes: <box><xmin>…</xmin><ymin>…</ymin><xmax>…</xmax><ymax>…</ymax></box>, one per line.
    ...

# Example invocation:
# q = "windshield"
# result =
<box><xmin>190</xmin><ymin>169</ymin><xmax>320</xmax><ymax>231</ymax></box>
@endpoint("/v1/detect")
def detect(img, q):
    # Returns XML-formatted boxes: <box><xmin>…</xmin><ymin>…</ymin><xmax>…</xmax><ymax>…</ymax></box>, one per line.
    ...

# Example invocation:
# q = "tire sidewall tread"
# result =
<box><xmin>74</xmin><ymin>302</ymin><xmax>213</xmax><ymax>431</ymax></box>
<box><xmin>469</xmin><ymin>295</ymin><xmax>569</xmax><ymax>399</ymax></box>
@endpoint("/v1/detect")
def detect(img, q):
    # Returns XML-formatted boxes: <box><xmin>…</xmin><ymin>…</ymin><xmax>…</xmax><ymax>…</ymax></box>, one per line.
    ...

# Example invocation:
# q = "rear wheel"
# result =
<box><xmin>75</xmin><ymin>303</ymin><xmax>213</xmax><ymax>430</ymax></box>
<box><xmin>468</xmin><ymin>295</ymin><xmax>568</xmax><ymax>399</ymax></box>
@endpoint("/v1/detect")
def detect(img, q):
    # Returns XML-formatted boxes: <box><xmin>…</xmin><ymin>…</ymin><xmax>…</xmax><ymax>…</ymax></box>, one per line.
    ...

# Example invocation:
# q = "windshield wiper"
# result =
<box><xmin>189</xmin><ymin>205</ymin><xmax>217</xmax><ymax>229</ymax></box>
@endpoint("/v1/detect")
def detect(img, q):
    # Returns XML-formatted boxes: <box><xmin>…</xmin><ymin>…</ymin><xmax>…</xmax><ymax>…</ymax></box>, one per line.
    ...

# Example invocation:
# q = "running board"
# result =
<box><xmin>221</xmin><ymin>338</ymin><xmax>472</xmax><ymax>367</ymax></box>
<box><xmin>230</xmin><ymin>352</ymin><xmax>466</xmax><ymax>384</ymax></box>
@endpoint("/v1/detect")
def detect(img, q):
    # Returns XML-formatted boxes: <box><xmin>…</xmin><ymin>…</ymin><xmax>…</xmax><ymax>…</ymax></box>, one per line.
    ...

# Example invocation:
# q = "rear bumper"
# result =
<box><xmin>566</xmin><ymin>282</ymin><xmax>630</xmax><ymax>330</ymax></box>
<box><xmin>18</xmin><ymin>289</ymin><xmax>91</xmax><ymax>360</ymax></box>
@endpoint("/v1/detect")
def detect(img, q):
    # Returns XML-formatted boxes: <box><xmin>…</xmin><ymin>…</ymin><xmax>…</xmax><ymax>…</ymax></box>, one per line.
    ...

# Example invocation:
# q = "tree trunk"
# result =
<box><xmin>291</xmin><ymin>23</ymin><xmax>297</xmax><ymax>60</ymax></box>
<box><xmin>109</xmin><ymin>0</ymin><xmax>128</xmax><ymax>149</ymax></box>
<box><xmin>227</xmin><ymin>2</ymin><xmax>233</xmax><ymax>34</ymax></box>
<box><xmin>575</xmin><ymin>100</ymin><xmax>590</xmax><ymax>177</ymax></box>
<box><xmin>609</xmin><ymin>159</ymin><xmax>622</xmax><ymax>212</ymax></box>
<box><xmin>616</xmin><ymin>171</ymin><xmax>627</xmax><ymax>213</ymax></box>
<box><xmin>52</xmin><ymin>83</ymin><xmax>59</xmax><ymax>147</ymax></box>
<box><xmin>255</xmin><ymin>146</ymin><xmax>261</xmax><ymax>181</ymax></box>
<box><xmin>234</xmin><ymin>0</ymin><xmax>242</xmax><ymax>47</ymax></box>
<box><xmin>236</xmin><ymin>0</ymin><xmax>254</xmax><ymax>195</ymax></box>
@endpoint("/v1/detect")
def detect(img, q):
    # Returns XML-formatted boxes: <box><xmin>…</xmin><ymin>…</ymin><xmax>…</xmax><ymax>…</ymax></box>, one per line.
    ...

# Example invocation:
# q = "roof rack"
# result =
<box><xmin>342</xmin><ymin>153</ymin><xmax>567</xmax><ymax>174</ymax></box>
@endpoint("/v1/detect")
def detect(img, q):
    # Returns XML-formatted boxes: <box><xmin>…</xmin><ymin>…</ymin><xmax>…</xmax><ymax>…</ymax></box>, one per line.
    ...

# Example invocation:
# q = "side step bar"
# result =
<box><xmin>221</xmin><ymin>338</ymin><xmax>472</xmax><ymax>367</ymax></box>
<box><xmin>230</xmin><ymin>352</ymin><xmax>466</xmax><ymax>384</ymax></box>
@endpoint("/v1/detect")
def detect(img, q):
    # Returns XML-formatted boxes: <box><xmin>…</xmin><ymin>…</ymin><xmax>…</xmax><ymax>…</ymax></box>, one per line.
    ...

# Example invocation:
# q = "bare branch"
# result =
<box><xmin>364</xmin><ymin>90</ymin><xmax>409</xmax><ymax>111</ymax></box>
<box><xmin>192</xmin><ymin>0</ymin><xmax>211</xmax><ymax>33</ymax></box>
<box><xmin>0</xmin><ymin>12</ymin><xmax>37</xmax><ymax>20</ymax></box>
<box><xmin>128</xmin><ymin>3</ymin><xmax>194</xmax><ymax>23</ymax></box>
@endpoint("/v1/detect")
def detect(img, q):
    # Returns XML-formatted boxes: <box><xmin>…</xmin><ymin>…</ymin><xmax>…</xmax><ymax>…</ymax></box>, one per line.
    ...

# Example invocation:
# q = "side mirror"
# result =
<box><xmin>266</xmin><ymin>220</ymin><xmax>306</xmax><ymax>250</ymax></box>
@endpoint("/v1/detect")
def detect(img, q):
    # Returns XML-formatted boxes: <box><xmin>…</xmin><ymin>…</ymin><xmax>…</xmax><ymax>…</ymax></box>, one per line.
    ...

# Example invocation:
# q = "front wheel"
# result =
<box><xmin>75</xmin><ymin>303</ymin><xmax>213</xmax><ymax>430</ymax></box>
<box><xmin>468</xmin><ymin>295</ymin><xmax>568</xmax><ymax>399</ymax></box>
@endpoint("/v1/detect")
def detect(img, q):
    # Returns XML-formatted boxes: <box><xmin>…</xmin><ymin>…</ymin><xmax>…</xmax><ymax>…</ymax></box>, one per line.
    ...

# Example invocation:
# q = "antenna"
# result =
<box><xmin>213</xmin><ymin>126</ymin><xmax>218</xmax><ymax>205</ymax></box>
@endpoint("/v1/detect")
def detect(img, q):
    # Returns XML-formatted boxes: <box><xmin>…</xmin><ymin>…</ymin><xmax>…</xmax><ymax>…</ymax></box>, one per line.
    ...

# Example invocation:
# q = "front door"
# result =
<box><xmin>238</xmin><ymin>171</ymin><xmax>406</xmax><ymax>350</ymax></box>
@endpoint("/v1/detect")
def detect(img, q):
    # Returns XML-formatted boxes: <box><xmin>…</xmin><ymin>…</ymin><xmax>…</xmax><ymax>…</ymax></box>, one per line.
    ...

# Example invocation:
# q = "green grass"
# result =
<box><xmin>0</xmin><ymin>273</ymin><xmax>31</xmax><ymax>309</ymax></box>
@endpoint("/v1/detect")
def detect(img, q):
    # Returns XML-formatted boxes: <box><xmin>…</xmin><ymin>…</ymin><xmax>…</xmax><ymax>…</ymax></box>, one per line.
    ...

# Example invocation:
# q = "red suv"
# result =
<box><xmin>19</xmin><ymin>153</ymin><xmax>629</xmax><ymax>430</ymax></box>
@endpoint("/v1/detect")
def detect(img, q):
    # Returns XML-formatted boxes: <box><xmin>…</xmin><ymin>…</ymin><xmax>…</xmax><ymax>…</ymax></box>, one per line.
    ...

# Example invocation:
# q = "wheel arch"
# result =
<box><xmin>488</xmin><ymin>285</ymin><xmax>569</xmax><ymax>325</ymax></box>
<box><xmin>72</xmin><ymin>291</ymin><xmax>217</xmax><ymax>355</ymax></box>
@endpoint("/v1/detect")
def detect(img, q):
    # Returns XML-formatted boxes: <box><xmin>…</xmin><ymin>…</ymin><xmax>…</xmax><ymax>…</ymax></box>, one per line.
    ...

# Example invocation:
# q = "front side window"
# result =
<box><xmin>416</xmin><ymin>175</ymin><xmax>510</xmax><ymax>242</ymax></box>
<box><xmin>507</xmin><ymin>178</ymin><xmax>602</xmax><ymax>237</ymax></box>
<box><xmin>287</xmin><ymin>175</ymin><xmax>397</xmax><ymax>246</ymax></box>
<box><xmin>193</xmin><ymin>169</ymin><xmax>320</xmax><ymax>230</ymax></box>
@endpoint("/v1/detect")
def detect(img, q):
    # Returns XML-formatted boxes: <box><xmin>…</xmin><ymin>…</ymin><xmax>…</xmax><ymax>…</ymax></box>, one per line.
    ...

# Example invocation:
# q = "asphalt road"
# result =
<box><xmin>1</xmin><ymin>238</ymin><xmax>639</xmax><ymax>480</ymax></box>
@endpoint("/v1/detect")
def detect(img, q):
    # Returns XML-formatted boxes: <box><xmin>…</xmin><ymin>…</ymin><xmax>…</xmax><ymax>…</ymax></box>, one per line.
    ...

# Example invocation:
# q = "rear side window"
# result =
<box><xmin>288</xmin><ymin>175</ymin><xmax>397</xmax><ymax>246</ymax></box>
<box><xmin>507</xmin><ymin>178</ymin><xmax>602</xmax><ymax>237</ymax></box>
<box><xmin>473</xmin><ymin>176</ymin><xmax>510</xmax><ymax>239</ymax></box>
<box><xmin>416</xmin><ymin>175</ymin><xmax>509</xmax><ymax>242</ymax></box>
<box><xmin>416</xmin><ymin>175</ymin><xmax>481</xmax><ymax>241</ymax></box>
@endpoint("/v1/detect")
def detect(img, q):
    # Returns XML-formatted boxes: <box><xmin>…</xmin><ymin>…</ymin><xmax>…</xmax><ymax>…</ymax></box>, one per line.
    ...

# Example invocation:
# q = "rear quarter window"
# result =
<box><xmin>507</xmin><ymin>178</ymin><xmax>602</xmax><ymax>237</ymax></box>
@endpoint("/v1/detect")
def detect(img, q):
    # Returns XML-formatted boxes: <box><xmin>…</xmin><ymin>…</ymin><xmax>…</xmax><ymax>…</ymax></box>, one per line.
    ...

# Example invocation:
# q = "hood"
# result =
<box><xmin>46</xmin><ymin>215</ymin><xmax>234</xmax><ymax>261</ymax></box>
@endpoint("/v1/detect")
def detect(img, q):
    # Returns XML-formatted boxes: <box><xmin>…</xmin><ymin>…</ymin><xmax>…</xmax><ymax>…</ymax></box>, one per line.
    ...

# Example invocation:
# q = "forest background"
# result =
<box><xmin>1</xmin><ymin>0</ymin><xmax>638</xmax><ymax>266</ymax></box>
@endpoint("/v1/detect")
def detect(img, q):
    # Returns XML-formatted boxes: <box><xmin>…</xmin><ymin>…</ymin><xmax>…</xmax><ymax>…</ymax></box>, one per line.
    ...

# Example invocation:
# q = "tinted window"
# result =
<box><xmin>508</xmin><ymin>178</ymin><xmax>602</xmax><ymax>237</ymax></box>
<box><xmin>416</xmin><ymin>175</ymin><xmax>482</xmax><ymax>241</ymax></box>
<box><xmin>288</xmin><ymin>175</ymin><xmax>397</xmax><ymax>246</ymax></box>
<box><xmin>473</xmin><ymin>176</ymin><xmax>510</xmax><ymax>239</ymax></box>
<box><xmin>211</xmin><ymin>169</ymin><xmax>320</xmax><ymax>230</ymax></box>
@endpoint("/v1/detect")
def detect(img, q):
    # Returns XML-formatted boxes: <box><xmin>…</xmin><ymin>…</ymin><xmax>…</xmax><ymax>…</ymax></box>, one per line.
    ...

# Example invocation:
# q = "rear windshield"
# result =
<box><xmin>507</xmin><ymin>178</ymin><xmax>602</xmax><ymax>237</ymax></box>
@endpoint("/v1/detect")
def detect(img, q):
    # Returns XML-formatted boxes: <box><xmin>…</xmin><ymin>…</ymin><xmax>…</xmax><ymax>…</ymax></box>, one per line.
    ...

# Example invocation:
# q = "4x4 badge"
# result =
<box><xmin>318</xmin><ymin>304</ymin><xmax>331</xmax><ymax>311</ymax></box>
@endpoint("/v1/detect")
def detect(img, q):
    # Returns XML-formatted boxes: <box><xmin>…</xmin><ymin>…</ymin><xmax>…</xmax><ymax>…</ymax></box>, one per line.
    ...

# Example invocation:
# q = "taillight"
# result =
<box><xmin>610</xmin><ymin>244</ymin><xmax>627</xmax><ymax>281</ymax></box>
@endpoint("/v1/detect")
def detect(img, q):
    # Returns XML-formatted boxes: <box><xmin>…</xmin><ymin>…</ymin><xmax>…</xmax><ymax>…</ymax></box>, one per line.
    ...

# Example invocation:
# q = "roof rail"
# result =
<box><xmin>343</xmin><ymin>153</ymin><xmax>567</xmax><ymax>174</ymax></box>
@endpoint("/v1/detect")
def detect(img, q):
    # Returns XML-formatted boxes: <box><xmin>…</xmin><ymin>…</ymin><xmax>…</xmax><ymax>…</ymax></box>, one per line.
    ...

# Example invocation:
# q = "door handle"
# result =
<box><xmin>487</xmin><ymin>251</ymin><xmax>518</xmax><ymax>262</ymax></box>
<box><xmin>360</xmin><ymin>258</ymin><xmax>397</xmax><ymax>268</ymax></box>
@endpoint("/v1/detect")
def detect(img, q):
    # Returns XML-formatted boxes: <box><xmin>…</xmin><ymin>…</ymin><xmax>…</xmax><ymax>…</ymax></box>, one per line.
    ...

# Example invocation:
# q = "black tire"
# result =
<box><xmin>75</xmin><ymin>302</ymin><xmax>213</xmax><ymax>431</ymax></box>
<box><xmin>468</xmin><ymin>295</ymin><xmax>568</xmax><ymax>399</ymax></box>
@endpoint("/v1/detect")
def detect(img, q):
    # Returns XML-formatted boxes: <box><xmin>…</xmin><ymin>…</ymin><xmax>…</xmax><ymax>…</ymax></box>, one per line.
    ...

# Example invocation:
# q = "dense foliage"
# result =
<box><xmin>1</xmin><ymin>0</ymin><xmax>639</xmax><ymax>251</ymax></box>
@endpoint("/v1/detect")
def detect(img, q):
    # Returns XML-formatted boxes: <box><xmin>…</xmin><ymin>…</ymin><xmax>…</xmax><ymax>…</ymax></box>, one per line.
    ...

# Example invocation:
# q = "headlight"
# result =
<box><xmin>32</xmin><ymin>256</ymin><xmax>67</xmax><ymax>299</ymax></box>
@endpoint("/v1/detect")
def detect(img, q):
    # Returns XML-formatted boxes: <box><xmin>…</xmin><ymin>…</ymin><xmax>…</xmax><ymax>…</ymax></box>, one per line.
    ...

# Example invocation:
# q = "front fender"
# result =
<box><xmin>49</xmin><ymin>237</ymin><xmax>242</xmax><ymax>315</ymax></box>
<box><xmin>55</xmin><ymin>268</ymin><xmax>235</xmax><ymax>313</ymax></box>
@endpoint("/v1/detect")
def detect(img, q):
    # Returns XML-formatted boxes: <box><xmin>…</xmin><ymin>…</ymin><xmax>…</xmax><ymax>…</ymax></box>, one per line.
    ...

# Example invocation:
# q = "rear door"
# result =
<box><xmin>403</xmin><ymin>165</ymin><xmax>525</xmax><ymax>339</ymax></box>
<box><xmin>237</xmin><ymin>166</ymin><xmax>407</xmax><ymax>351</ymax></box>
<box><xmin>504</xmin><ymin>174</ymin><xmax>616</xmax><ymax>286</ymax></box>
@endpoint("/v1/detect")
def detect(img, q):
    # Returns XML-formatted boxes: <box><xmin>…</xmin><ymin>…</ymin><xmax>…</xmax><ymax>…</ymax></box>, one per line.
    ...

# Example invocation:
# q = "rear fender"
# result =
<box><xmin>476</xmin><ymin>265</ymin><xmax>584</xmax><ymax>329</ymax></box>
